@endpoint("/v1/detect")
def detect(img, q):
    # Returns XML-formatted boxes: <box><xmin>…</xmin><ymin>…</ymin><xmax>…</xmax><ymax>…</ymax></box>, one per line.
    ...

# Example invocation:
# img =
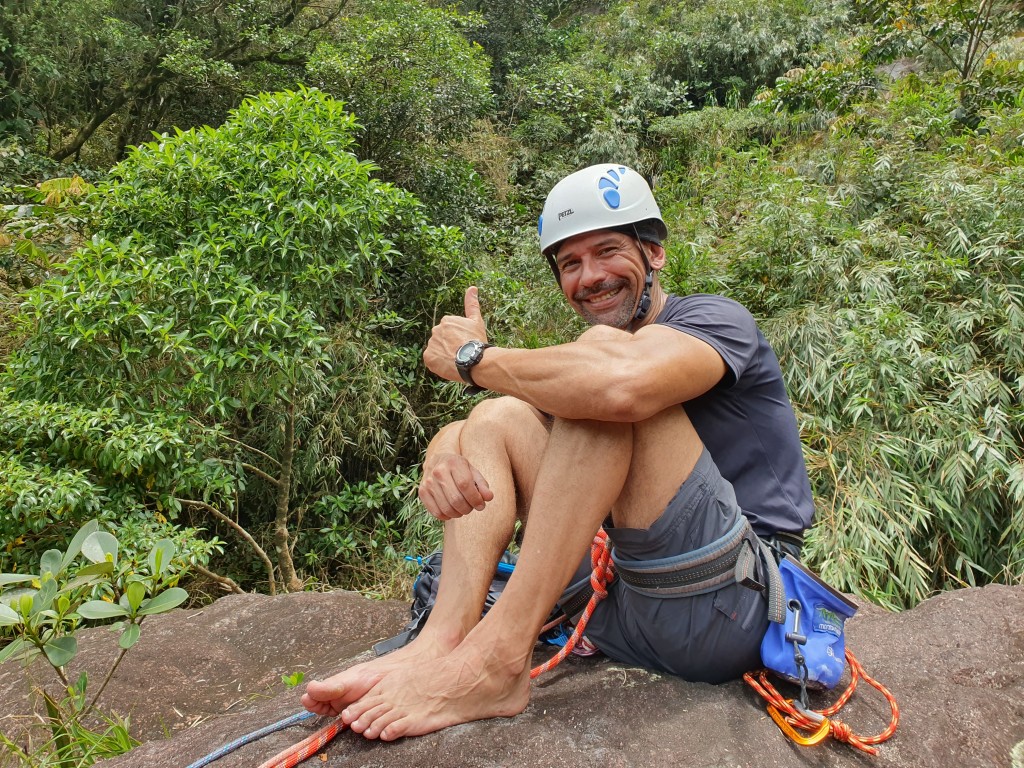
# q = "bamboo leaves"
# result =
<box><xmin>660</xmin><ymin>66</ymin><xmax>1024</xmax><ymax>608</ymax></box>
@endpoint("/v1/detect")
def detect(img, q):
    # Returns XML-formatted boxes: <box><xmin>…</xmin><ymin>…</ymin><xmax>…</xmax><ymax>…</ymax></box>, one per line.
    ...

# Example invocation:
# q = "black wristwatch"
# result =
<box><xmin>455</xmin><ymin>340</ymin><xmax>493</xmax><ymax>394</ymax></box>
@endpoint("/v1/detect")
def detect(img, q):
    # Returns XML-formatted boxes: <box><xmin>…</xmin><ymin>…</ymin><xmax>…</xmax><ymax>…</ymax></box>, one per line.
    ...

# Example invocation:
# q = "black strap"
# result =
<box><xmin>611</xmin><ymin>512</ymin><xmax>750</xmax><ymax>596</ymax></box>
<box><xmin>562</xmin><ymin>516</ymin><xmax>789</xmax><ymax>624</ymax></box>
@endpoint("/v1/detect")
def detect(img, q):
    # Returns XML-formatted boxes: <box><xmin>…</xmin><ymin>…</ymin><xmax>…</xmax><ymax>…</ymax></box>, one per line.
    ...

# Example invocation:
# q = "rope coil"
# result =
<box><xmin>743</xmin><ymin>648</ymin><xmax>900</xmax><ymax>755</ymax></box>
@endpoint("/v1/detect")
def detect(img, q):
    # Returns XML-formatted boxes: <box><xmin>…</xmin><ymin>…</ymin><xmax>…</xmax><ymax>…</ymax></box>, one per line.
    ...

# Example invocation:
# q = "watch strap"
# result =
<box><xmin>456</xmin><ymin>341</ymin><xmax>493</xmax><ymax>392</ymax></box>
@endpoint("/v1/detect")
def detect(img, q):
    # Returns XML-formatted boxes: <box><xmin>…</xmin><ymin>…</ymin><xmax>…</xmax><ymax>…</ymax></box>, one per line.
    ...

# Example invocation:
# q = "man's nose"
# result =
<box><xmin>579</xmin><ymin>257</ymin><xmax>607</xmax><ymax>287</ymax></box>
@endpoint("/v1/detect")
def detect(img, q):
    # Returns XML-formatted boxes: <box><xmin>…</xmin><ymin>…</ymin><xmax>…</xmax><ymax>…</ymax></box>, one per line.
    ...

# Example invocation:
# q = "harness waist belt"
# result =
<box><xmin>611</xmin><ymin>513</ymin><xmax>786</xmax><ymax>623</ymax></box>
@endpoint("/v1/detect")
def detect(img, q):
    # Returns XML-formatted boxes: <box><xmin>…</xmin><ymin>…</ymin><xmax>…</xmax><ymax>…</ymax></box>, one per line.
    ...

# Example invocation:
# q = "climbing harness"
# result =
<box><xmin>745</xmin><ymin>556</ymin><xmax>899</xmax><ymax>754</ymax></box>
<box><xmin>609</xmin><ymin>511</ymin><xmax>785</xmax><ymax>623</ymax></box>
<box><xmin>186</xmin><ymin>530</ymin><xmax>616</xmax><ymax>768</ymax></box>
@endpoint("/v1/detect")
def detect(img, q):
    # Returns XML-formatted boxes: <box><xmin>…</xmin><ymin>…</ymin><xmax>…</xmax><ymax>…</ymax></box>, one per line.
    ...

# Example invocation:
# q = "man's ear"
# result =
<box><xmin>647</xmin><ymin>243</ymin><xmax>667</xmax><ymax>270</ymax></box>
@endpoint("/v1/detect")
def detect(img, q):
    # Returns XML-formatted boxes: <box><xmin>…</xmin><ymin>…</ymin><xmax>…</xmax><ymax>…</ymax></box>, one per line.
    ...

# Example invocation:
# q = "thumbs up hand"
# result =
<box><xmin>424</xmin><ymin>286</ymin><xmax>490</xmax><ymax>382</ymax></box>
<box><xmin>463</xmin><ymin>284</ymin><xmax>484</xmax><ymax>327</ymax></box>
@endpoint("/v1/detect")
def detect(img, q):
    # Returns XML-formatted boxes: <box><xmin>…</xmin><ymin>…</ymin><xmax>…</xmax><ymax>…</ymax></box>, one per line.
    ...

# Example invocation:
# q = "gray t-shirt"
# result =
<box><xmin>654</xmin><ymin>293</ymin><xmax>814</xmax><ymax>535</ymax></box>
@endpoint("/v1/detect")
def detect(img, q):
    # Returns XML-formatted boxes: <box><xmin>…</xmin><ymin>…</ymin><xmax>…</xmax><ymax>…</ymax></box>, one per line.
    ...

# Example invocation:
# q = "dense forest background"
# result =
<box><xmin>2</xmin><ymin>0</ymin><xmax>1023</xmax><ymax>613</ymax></box>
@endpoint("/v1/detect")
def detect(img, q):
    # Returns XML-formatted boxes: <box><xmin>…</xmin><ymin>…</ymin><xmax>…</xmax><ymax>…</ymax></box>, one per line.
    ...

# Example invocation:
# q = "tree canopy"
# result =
<box><xmin>2</xmin><ymin>87</ymin><xmax>467</xmax><ymax>593</ymax></box>
<box><xmin>1</xmin><ymin>0</ymin><xmax>1023</xmax><ymax>612</ymax></box>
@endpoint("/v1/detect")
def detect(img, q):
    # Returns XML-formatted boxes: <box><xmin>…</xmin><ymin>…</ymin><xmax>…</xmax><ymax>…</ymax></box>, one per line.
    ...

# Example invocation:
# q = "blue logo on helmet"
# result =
<box><xmin>538</xmin><ymin>214</ymin><xmax>543</xmax><ymax>236</ymax></box>
<box><xmin>598</xmin><ymin>166</ymin><xmax>629</xmax><ymax>209</ymax></box>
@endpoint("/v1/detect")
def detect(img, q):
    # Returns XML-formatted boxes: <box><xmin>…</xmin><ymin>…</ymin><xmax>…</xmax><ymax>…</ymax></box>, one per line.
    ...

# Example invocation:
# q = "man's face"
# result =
<box><xmin>554</xmin><ymin>230</ymin><xmax>650</xmax><ymax>329</ymax></box>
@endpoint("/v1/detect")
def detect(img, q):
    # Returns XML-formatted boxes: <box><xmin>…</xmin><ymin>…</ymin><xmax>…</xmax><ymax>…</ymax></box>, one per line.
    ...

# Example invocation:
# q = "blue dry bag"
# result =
<box><xmin>760</xmin><ymin>557</ymin><xmax>858</xmax><ymax>690</ymax></box>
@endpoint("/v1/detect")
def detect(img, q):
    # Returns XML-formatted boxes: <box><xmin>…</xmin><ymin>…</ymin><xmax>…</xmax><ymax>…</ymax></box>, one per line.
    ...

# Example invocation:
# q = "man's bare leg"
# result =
<box><xmin>302</xmin><ymin>397</ymin><xmax>548</xmax><ymax>716</ymax></box>
<box><xmin>339</xmin><ymin>402</ymin><xmax>703</xmax><ymax>740</ymax></box>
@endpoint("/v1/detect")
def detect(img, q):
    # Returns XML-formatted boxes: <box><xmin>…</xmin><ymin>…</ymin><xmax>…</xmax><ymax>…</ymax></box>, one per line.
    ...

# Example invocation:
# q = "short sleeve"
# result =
<box><xmin>654</xmin><ymin>294</ymin><xmax>758</xmax><ymax>388</ymax></box>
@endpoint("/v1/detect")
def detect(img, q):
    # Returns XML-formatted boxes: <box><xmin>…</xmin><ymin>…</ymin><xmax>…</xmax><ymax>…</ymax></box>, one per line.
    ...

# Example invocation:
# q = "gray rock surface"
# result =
<box><xmin>2</xmin><ymin>585</ymin><xmax>1022</xmax><ymax>768</ymax></box>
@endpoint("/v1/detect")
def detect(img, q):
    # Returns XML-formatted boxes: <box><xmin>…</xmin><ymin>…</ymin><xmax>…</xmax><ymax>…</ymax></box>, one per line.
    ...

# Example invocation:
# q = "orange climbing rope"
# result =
<box><xmin>743</xmin><ymin>648</ymin><xmax>900</xmax><ymax>755</ymax></box>
<box><xmin>256</xmin><ymin>718</ymin><xmax>346</xmax><ymax>768</ymax></box>
<box><xmin>530</xmin><ymin>528</ymin><xmax>615</xmax><ymax>679</ymax></box>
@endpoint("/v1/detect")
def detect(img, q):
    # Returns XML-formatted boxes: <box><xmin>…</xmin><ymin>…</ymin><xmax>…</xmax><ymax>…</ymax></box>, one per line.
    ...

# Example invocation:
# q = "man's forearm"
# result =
<box><xmin>461</xmin><ymin>327</ymin><xmax>725</xmax><ymax>422</ymax></box>
<box><xmin>472</xmin><ymin>343</ymin><xmax>631</xmax><ymax>421</ymax></box>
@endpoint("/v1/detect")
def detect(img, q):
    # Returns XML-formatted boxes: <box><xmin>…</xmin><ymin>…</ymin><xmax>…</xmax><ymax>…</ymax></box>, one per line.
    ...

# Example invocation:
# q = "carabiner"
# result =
<box><xmin>766</xmin><ymin>704</ymin><xmax>831</xmax><ymax>746</ymax></box>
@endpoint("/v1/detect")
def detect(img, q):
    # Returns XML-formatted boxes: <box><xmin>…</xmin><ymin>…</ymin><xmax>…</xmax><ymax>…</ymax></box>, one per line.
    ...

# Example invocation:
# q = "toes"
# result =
<box><xmin>304</xmin><ymin>678</ymin><xmax>345</xmax><ymax>699</ymax></box>
<box><xmin>365</xmin><ymin>709</ymin><xmax>405</xmax><ymax>741</ymax></box>
<box><xmin>300</xmin><ymin>693</ymin><xmax>340</xmax><ymax>717</ymax></box>
<box><xmin>349</xmin><ymin>702</ymin><xmax>389</xmax><ymax>734</ymax></box>
<box><xmin>341</xmin><ymin>693</ymin><xmax>382</xmax><ymax>726</ymax></box>
<box><xmin>305</xmin><ymin>670</ymin><xmax>383</xmax><ymax>712</ymax></box>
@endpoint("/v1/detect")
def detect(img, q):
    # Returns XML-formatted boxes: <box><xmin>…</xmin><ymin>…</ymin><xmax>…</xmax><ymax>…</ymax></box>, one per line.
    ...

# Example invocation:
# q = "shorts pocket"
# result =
<box><xmin>713</xmin><ymin>584</ymin><xmax>765</xmax><ymax>633</ymax></box>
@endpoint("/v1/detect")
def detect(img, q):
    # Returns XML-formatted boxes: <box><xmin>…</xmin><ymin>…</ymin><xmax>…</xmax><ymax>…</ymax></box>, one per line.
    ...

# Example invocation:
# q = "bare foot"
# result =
<box><xmin>340</xmin><ymin>635</ymin><xmax>532</xmax><ymax>741</ymax></box>
<box><xmin>301</xmin><ymin>630</ymin><xmax>457</xmax><ymax>717</ymax></box>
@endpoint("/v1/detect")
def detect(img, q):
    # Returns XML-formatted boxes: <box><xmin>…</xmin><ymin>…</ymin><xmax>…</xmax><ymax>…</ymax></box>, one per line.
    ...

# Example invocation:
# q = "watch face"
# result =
<box><xmin>456</xmin><ymin>341</ymin><xmax>480</xmax><ymax>365</ymax></box>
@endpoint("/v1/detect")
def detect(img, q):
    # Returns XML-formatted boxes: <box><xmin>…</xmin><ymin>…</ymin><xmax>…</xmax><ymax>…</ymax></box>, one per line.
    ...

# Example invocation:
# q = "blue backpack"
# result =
<box><xmin>373</xmin><ymin>551</ymin><xmax>568</xmax><ymax>656</ymax></box>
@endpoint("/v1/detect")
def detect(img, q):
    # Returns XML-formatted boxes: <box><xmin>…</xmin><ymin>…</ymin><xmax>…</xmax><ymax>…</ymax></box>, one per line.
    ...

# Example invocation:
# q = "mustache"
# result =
<box><xmin>572</xmin><ymin>280</ymin><xmax>628</xmax><ymax>303</ymax></box>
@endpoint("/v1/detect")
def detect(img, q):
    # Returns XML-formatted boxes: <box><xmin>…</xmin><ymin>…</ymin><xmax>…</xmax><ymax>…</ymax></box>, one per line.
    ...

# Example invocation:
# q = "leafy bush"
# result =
<box><xmin>0</xmin><ymin>147</ymin><xmax>97</xmax><ymax>362</ymax></box>
<box><xmin>607</xmin><ymin>0</ymin><xmax>853</xmax><ymax>106</ymax></box>
<box><xmin>305</xmin><ymin>0</ymin><xmax>493</xmax><ymax>186</ymax></box>
<box><xmin>299</xmin><ymin>468</ymin><xmax>432</xmax><ymax>595</ymax></box>
<box><xmin>0</xmin><ymin>390</ymin><xmax>225</xmax><ymax>571</ymax></box>
<box><xmin>650</xmin><ymin>106</ymin><xmax>790</xmax><ymax>170</ymax></box>
<box><xmin>659</xmin><ymin>73</ymin><xmax>1024</xmax><ymax>608</ymax></box>
<box><xmin>2</xmin><ymin>88</ymin><xmax>469</xmax><ymax>592</ymax></box>
<box><xmin>855</xmin><ymin>0</ymin><xmax>1024</xmax><ymax>81</ymax></box>
<box><xmin>0</xmin><ymin>520</ymin><xmax>192</xmax><ymax>767</ymax></box>
<box><xmin>755</xmin><ymin>60</ymin><xmax>882</xmax><ymax>115</ymax></box>
<box><xmin>959</xmin><ymin>39</ymin><xmax>1024</xmax><ymax>120</ymax></box>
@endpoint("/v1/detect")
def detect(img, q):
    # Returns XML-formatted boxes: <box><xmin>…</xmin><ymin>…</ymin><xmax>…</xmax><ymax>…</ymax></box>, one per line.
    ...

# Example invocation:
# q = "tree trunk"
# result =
<box><xmin>176</xmin><ymin>496</ymin><xmax>278</xmax><ymax>594</ymax></box>
<box><xmin>274</xmin><ymin>399</ymin><xmax>304</xmax><ymax>592</ymax></box>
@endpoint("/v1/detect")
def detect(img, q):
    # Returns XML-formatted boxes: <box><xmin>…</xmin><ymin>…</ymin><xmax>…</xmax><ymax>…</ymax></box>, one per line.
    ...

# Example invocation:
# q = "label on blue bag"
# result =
<box><xmin>813</xmin><ymin>604</ymin><xmax>845</xmax><ymax>638</ymax></box>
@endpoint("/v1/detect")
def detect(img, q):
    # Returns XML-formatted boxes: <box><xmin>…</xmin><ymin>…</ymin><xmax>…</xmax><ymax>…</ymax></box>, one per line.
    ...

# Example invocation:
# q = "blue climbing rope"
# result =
<box><xmin>184</xmin><ymin>710</ymin><xmax>316</xmax><ymax>768</ymax></box>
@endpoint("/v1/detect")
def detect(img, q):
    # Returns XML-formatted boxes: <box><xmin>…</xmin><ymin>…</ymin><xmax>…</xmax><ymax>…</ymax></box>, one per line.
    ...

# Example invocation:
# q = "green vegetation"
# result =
<box><xmin>1</xmin><ymin>0</ymin><xmax>1020</xmax><ymax>601</ymax></box>
<box><xmin>655</xmin><ymin>70</ymin><xmax>1024</xmax><ymax>607</ymax></box>
<box><xmin>0</xmin><ymin>520</ymin><xmax>191</xmax><ymax>766</ymax></box>
<box><xmin>2</xmin><ymin>4</ymin><xmax>1024</xmax><ymax>757</ymax></box>
<box><xmin>3</xmin><ymin>86</ymin><xmax>466</xmax><ymax>598</ymax></box>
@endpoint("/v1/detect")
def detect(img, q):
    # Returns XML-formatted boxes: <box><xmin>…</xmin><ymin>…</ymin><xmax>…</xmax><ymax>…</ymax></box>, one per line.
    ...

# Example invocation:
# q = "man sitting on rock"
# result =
<box><xmin>301</xmin><ymin>163</ymin><xmax>814</xmax><ymax>740</ymax></box>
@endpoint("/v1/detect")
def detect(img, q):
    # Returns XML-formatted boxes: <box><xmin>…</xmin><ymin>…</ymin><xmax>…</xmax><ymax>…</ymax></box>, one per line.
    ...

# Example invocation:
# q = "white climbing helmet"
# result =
<box><xmin>538</xmin><ymin>164</ymin><xmax>668</xmax><ymax>256</ymax></box>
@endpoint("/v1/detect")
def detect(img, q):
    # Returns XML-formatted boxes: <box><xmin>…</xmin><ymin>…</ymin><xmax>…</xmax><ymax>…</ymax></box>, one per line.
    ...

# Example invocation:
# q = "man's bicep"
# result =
<box><xmin>632</xmin><ymin>324</ymin><xmax>729</xmax><ymax>405</ymax></box>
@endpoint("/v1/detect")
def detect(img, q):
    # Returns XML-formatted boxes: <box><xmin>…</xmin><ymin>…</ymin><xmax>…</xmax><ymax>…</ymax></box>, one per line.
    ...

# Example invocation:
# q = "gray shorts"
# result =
<box><xmin>569</xmin><ymin>448</ymin><xmax>770</xmax><ymax>683</ymax></box>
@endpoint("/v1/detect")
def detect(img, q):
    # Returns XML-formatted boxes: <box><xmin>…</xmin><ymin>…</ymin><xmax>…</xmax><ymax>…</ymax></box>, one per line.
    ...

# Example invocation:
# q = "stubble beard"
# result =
<box><xmin>573</xmin><ymin>279</ymin><xmax>638</xmax><ymax>329</ymax></box>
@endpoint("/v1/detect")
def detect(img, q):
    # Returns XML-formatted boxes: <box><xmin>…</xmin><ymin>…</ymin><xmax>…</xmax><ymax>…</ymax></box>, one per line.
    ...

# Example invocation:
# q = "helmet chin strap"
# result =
<box><xmin>632</xmin><ymin>231</ymin><xmax>654</xmax><ymax>325</ymax></box>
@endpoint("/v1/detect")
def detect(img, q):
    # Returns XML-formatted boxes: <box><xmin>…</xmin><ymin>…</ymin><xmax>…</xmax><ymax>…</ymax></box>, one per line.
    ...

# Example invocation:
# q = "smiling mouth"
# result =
<box><xmin>585</xmin><ymin>287</ymin><xmax>623</xmax><ymax>306</ymax></box>
<box><xmin>575</xmin><ymin>282</ymin><xmax>627</xmax><ymax>307</ymax></box>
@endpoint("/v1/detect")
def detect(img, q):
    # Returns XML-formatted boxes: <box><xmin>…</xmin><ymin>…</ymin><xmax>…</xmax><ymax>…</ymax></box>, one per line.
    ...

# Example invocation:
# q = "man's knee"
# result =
<box><xmin>466</xmin><ymin>396</ymin><xmax>542</xmax><ymax>430</ymax></box>
<box><xmin>463</xmin><ymin>397</ymin><xmax>550</xmax><ymax>452</ymax></box>
<box><xmin>578</xmin><ymin>324</ymin><xmax>630</xmax><ymax>343</ymax></box>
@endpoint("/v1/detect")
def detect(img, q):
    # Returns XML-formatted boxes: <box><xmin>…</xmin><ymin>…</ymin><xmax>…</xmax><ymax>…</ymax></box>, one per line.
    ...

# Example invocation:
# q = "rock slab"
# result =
<box><xmin>1</xmin><ymin>585</ymin><xmax>1022</xmax><ymax>768</ymax></box>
